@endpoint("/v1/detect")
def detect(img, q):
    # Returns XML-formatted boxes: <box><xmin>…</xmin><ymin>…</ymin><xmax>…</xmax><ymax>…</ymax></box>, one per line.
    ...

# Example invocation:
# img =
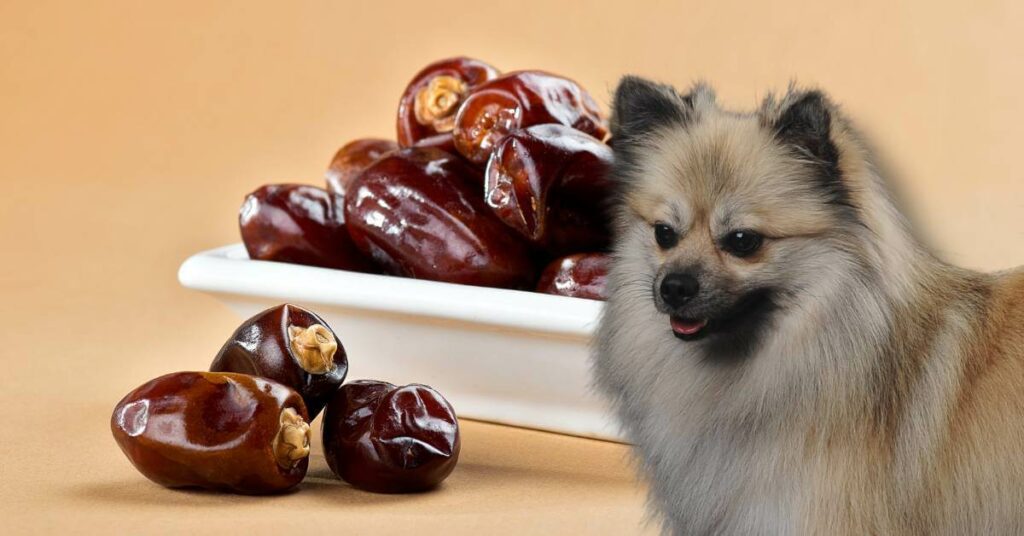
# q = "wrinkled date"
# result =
<box><xmin>322</xmin><ymin>380</ymin><xmax>460</xmax><ymax>493</ymax></box>
<box><xmin>325</xmin><ymin>138</ymin><xmax>398</xmax><ymax>195</ymax></box>
<box><xmin>111</xmin><ymin>372</ymin><xmax>311</xmax><ymax>494</ymax></box>
<box><xmin>397</xmin><ymin>56</ymin><xmax>500</xmax><ymax>147</ymax></box>
<box><xmin>452</xmin><ymin>71</ymin><xmax>608</xmax><ymax>165</ymax></box>
<box><xmin>485</xmin><ymin>124</ymin><xmax>613</xmax><ymax>254</ymax></box>
<box><xmin>536</xmin><ymin>253</ymin><xmax>611</xmax><ymax>300</ymax></box>
<box><xmin>240</xmin><ymin>184</ymin><xmax>374</xmax><ymax>272</ymax></box>
<box><xmin>345</xmin><ymin>147</ymin><xmax>536</xmax><ymax>288</ymax></box>
<box><xmin>210</xmin><ymin>304</ymin><xmax>346</xmax><ymax>418</ymax></box>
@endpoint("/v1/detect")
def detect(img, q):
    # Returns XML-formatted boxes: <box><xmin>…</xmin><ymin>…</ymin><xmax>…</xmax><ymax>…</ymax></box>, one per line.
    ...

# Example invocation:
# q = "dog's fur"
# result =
<box><xmin>593</xmin><ymin>77</ymin><xmax>1024</xmax><ymax>535</ymax></box>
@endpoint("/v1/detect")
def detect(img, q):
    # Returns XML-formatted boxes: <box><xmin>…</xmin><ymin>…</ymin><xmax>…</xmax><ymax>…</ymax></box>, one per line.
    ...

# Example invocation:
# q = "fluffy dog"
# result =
<box><xmin>592</xmin><ymin>77</ymin><xmax>1024</xmax><ymax>535</ymax></box>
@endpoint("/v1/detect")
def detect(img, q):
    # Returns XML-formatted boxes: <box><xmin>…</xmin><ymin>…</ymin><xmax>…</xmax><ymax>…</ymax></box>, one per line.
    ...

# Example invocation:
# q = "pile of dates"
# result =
<box><xmin>111</xmin><ymin>304</ymin><xmax>459</xmax><ymax>494</ymax></box>
<box><xmin>240</xmin><ymin>56</ymin><xmax>611</xmax><ymax>301</ymax></box>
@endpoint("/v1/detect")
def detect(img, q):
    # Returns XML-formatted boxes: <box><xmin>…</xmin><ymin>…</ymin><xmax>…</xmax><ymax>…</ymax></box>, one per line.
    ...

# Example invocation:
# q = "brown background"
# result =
<box><xmin>1</xmin><ymin>1</ymin><xmax>1021</xmax><ymax>534</ymax></box>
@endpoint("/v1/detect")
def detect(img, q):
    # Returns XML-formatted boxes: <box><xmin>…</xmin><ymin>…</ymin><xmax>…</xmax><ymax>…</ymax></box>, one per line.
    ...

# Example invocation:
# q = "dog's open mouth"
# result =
<box><xmin>670</xmin><ymin>317</ymin><xmax>709</xmax><ymax>340</ymax></box>
<box><xmin>668</xmin><ymin>289</ymin><xmax>778</xmax><ymax>344</ymax></box>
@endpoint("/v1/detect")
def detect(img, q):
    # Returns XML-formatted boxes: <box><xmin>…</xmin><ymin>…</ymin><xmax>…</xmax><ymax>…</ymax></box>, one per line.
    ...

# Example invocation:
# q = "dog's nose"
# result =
<box><xmin>660</xmin><ymin>273</ymin><xmax>699</xmax><ymax>307</ymax></box>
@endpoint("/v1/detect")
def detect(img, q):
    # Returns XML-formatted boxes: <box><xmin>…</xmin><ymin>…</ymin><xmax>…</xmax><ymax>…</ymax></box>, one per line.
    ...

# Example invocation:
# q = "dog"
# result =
<box><xmin>592</xmin><ymin>77</ymin><xmax>1024</xmax><ymax>535</ymax></box>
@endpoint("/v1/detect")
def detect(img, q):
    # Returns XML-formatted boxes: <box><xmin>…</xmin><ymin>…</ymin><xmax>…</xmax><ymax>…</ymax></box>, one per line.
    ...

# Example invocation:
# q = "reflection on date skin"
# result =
<box><xmin>411</xmin><ymin>132</ymin><xmax>459</xmax><ymax>155</ymax></box>
<box><xmin>210</xmin><ymin>304</ymin><xmax>347</xmax><ymax>419</ymax></box>
<box><xmin>344</xmin><ymin>147</ymin><xmax>537</xmax><ymax>289</ymax></box>
<box><xmin>322</xmin><ymin>380</ymin><xmax>460</xmax><ymax>493</ymax></box>
<box><xmin>536</xmin><ymin>252</ymin><xmax>611</xmax><ymax>300</ymax></box>
<box><xmin>110</xmin><ymin>371</ymin><xmax>311</xmax><ymax>494</ymax></box>
<box><xmin>239</xmin><ymin>184</ymin><xmax>375</xmax><ymax>272</ymax></box>
<box><xmin>453</xmin><ymin>70</ymin><xmax>608</xmax><ymax>165</ymax></box>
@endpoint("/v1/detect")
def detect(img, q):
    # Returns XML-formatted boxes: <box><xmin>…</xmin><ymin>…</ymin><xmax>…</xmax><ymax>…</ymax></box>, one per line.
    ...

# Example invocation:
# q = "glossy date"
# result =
<box><xmin>396</xmin><ymin>56</ymin><xmax>500</xmax><ymax>147</ymax></box>
<box><xmin>411</xmin><ymin>132</ymin><xmax>459</xmax><ymax>155</ymax></box>
<box><xmin>344</xmin><ymin>147</ymin><xmax>536</xmax><ymax>288</ymax></box>
<box><xmin>485</xmin><ymin>124</ymin><xmax>613</xmax><ymax>254</ymax></box>
<box><xmin>452</xmin><ymin>70</ymin><xmax>608</xmax><ymax>165</ymax></box>
<box><xmin>239</xmin><ymin>184</ymin><xmax>374</xmax><ymax>272</ymax></box>
<box><xmin>536</xmin><ymin>253</ymin><xmax>611</xmax><ymax>300</ymax></box>
<box><xmin>322</xmin><ymin>380</ymin><xmax>460</xmax><ymax>493</ymax></box>
<box><xmin>110</xmin><ymin>372</ymin><xmax>311</xmax><ymax>494</ymax></box>
<box><xmin>325</xmin><ymin>138</ymin><xmax>398</xmax><ymax>195</ymax></box>
<box><xmin>210</xmin><ymin>304</ymin><xmax>346</xmax><ymax>418</ymax></box>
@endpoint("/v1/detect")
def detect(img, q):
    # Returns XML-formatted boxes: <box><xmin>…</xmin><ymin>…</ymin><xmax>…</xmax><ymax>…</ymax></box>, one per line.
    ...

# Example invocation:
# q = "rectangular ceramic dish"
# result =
<box><xmin>178</xmin><ymin>244</ymin><xmax>623</xmax><ymax>441</ymax></box>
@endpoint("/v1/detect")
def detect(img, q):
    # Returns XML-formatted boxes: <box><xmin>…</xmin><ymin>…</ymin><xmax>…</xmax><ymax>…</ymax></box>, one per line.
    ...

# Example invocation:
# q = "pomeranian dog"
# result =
<box><xmin>593</xmin><ymin>77</ymin><xmax>1024</xmax><ymax>535</ymax></box>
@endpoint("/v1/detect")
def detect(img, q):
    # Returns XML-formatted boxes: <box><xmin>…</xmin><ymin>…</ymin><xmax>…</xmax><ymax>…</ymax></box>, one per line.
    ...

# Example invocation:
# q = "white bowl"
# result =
<box><xmin>178</xmin><ymin>244</ymin><xmax>623</xmax><ymax>441</ymax></box>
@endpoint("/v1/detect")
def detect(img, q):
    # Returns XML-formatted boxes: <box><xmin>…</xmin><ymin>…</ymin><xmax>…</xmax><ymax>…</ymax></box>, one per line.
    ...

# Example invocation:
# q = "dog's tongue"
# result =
<box><xmin>671</xmin><ymin>317</ymin><xmax>708</xmax><ymax>336</ymax></box>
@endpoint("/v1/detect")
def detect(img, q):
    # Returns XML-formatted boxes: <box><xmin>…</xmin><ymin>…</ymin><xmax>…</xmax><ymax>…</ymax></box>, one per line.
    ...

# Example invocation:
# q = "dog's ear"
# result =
<box><xmin>771</xmin><ymin>91</ymin><xmax>839</xmax><ymax>168</ymax></box>
<box><xmin>610</xmin><ymin>76</ymin><xmax>700</xmax><ymax>146</ymax></box>
<box><xmin>767</xmin><ymin>89</ymin><xmax>846</xmax><ymax>204</ymax></box>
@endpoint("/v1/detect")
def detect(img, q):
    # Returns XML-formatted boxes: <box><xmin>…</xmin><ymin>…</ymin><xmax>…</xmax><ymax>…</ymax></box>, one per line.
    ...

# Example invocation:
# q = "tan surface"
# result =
<box><xmin>1</xmin><ymin>1</ymin><xmax>1022</xmax><ymax>534</ymax></box>
<box><xmin>12</xmin><ymin>418</ymin><xmax>650</xmax><ymax>534</ymax></box>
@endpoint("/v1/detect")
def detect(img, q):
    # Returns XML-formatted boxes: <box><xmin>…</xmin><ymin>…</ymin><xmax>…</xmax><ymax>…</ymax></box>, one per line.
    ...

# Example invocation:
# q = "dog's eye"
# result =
<box><xmin>654</xmin><ymin>223</ymin><xmax>678</xmax><ymax>249</ymax></box>
<box><xmin>721</xmin><ymin>230</ymin><xmax>763</xmax><ymax>257</ymax></box>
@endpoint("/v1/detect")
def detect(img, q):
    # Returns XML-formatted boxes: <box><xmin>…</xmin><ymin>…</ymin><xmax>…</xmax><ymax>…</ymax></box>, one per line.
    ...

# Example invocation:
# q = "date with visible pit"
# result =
<box><xmin>111</xmin><ymin>371</ymin><xmax>311</xmax><ymax>494</ymax></box>
<box><xmin>210</xmin><ymin>303</ymin><xmax>347</xmax><ymax>418</ymax></box>
<box><xmin>111</xmin><ymin>304</ymin><xmax>461</xmax><ymax>496</ymax></box>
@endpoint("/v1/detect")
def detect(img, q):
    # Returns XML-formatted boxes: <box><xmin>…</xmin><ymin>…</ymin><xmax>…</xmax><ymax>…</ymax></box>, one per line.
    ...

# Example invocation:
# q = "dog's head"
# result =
<box><xmin>608</xmin><ymin>77</ymin><xmax>870</xmax><ymax>361</ymax></box>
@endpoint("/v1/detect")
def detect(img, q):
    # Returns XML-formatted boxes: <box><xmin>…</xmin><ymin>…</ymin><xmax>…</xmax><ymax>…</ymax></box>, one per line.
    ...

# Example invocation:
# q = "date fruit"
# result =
<box><xmin>452</xmin><ymin>71</ymin><xmax>608</xmax><ymax>165</ymax></box>
<box><xmin>111</xmin><ymin>371</ymin><xmax>311</xmax><ymax>494</ymax></box>
<box><xmin>325</xmin><ymin>138</ymin><xmax>398</xmax><ymax>195</ymax></box>
<box><xmin>345</xmin><ymin>147</ymin><xmax>536</xmax><ymax>288</ymax></box>
<box><xmin>240</xmin><ymin>184</ymin><xmax>374</xmax><ymax>272</ymax></box>
<box><xmin>397</xmin><ymin>56</ymin><xmax>500</xmax><ymax>147</ymax></box>
<box><xmin>210</xmin><ymin>304</ymin><xmax>346</xmax><ymax>418</ymax></box>
<box><xmin>541</xmin><ymin>206</ymin><xmax>612</xmax><ymax>256</ymax></box>
<box><xmin>322</xmin><ymin>380</ymin><xmax>460</xmax><ymax>493</ymax></box>
<box><xmin>536</xmin><ymin>253</ymin><xmax>611</xmax><ymax>300</ymax></box>
<box><xmin>411</xmin><ymin>132</ymin><xmax>458</xmax><ymax>155</ymax></box>
<box><xmin>485</xmin><ymin>124</ymin><xmax>613</xmax><ymax>253</ymax></box>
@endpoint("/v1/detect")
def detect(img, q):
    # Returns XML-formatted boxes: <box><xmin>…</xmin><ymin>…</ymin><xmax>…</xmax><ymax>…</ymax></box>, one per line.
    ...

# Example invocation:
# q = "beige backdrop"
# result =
<box><xmin>1</xmin><ymin>1</ymin><xmax>1021</xmax><ymax>534</ymax></box>
<box><xmin>3</xmin><ymin>1</ymin><xmax>1022</xmax><ymax>273</ymax></box>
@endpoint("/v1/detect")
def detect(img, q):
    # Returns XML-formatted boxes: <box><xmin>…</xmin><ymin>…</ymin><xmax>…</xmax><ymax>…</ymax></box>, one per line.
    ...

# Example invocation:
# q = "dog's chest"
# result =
<box><xmin>637</xmin><ymin>384</ymin><xmax>879</xmax><ymax>534</ymax></box>
<box><xmin>641</xmin><ymin>405</ymin><xmax>808</xmax><ymax>534</ymax></box>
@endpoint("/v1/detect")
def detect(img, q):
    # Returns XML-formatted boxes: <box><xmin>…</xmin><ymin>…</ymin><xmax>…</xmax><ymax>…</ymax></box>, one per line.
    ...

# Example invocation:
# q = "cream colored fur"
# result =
<box><xmin>593</xmin><ymin>82</ymin><xmax>1024</xmax><ymax>535</ymax></box>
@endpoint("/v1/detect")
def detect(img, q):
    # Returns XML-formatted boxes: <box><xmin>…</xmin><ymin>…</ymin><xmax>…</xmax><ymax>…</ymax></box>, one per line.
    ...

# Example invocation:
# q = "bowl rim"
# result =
<box><xmin>178</xmin><ymin>244</ymin><xmax>603</xmax><ymax>337</ymax></box>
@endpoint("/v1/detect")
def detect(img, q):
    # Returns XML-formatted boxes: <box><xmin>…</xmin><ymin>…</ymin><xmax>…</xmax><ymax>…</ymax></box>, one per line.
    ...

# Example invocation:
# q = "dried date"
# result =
<box><xmin>110</xmin><ymin>372</ymin><xmax>311</xmax><ymax>494</ymax></box>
